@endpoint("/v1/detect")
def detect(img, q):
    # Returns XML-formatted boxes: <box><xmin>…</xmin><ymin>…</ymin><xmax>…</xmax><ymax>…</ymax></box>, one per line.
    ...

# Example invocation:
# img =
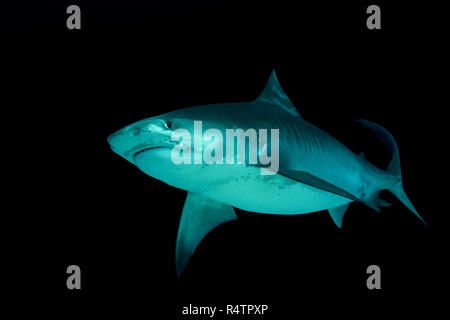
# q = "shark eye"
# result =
<box><xmin>164</xmin><ymin>120</ymin><xmax>172</xmax><ymax>130</ymax></box>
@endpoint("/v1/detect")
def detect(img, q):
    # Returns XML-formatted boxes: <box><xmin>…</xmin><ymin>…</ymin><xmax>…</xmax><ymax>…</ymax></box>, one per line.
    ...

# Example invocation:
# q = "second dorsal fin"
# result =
<box><xmin>254</xmin><ymin>70</ymin><xmax>301</xmax><ymax>118</ymax></box>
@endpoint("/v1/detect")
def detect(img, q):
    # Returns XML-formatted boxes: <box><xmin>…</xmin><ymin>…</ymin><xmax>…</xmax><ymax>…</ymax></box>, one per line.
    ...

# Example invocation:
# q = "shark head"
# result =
<box><xmin>107</xmin><ymin>116</ymin><xmax>176</xmax><ymax>164</ymax></box>
<box><xmin>107</xmin><ymin>112</ymin><xmax>223</xmax><ymax>190</ymax></box>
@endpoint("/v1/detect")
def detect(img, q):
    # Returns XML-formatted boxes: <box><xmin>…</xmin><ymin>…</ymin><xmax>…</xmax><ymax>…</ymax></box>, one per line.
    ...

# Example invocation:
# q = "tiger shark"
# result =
<box><xmin>108</xmin><ymin>71</ymin><xmax>425</xmax><ymax>276</ymax></box>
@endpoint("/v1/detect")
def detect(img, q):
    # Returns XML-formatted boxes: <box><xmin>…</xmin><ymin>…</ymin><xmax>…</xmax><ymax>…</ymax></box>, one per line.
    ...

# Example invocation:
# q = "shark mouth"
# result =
<box><xmin>133</xmin><ymin>147</ymin><xmax>154</xmax><ymax>158</ymax></box>
<box><xmin>133</xmin><ymin>146</ymin><xmax>171</xmax><ymax>159</ymax></box>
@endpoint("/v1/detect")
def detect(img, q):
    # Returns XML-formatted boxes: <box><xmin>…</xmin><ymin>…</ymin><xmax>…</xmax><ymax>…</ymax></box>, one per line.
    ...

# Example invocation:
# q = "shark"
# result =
<box><xmin>108</xmin><ymin>70</ymin><xmax>425</xmax><ymax>276</ymax></box>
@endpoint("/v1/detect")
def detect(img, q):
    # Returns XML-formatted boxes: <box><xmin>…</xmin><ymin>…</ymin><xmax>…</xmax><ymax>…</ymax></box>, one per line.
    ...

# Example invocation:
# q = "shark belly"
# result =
<box><xmin>135</xmin><ymin>148</ymin><xmax>352</xmax><ymax>215</ymax></box>
<box><xmin>197</xmin><ymin>164</ymin><xmax>353</xmax><ymax>214</ymax></box>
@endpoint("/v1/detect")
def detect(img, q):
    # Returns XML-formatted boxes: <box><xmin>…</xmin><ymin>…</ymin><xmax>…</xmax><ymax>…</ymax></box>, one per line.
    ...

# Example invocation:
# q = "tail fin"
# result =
<box><xmin>390</xmin><ymin>183</ymin><xmax>426</xmax><ymax>226</ymax></box>
<box><xmin>357</xmin><ymin>119</ymin><xmax>426</xmax><ymax>226</ymax></box>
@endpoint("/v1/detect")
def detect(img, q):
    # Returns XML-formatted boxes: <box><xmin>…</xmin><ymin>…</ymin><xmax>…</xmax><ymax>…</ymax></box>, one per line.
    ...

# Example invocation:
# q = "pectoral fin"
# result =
<box><xmin>328</xmin><ymin>203</ymin><xmax>350</xmax><ymax>228</ymax></box>
<box><xmin>277</xmin><ymin>169</ymin><xmax>359</xmax><ymax>202</ymax></box>
<box><xmin>176</xmin><ymin>192</ymin><xmax>237</xmax><ymax>276</ymax></box>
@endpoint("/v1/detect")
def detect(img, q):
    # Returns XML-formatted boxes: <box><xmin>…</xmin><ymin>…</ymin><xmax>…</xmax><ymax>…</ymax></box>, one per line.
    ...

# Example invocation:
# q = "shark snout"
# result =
<box><xmin>107</xmin><ymin>131</ymin><xmax>121</xmax><ymax>151</ymax></box>
<box><xmin>108</xmin><ymin>119</ymin><xmax>175</xmax><ymax>163</ymax></box>
<box><xmin>107</xmin><ymin>128</ymin><xmax>137</xmax><ymax>161</ymax></box>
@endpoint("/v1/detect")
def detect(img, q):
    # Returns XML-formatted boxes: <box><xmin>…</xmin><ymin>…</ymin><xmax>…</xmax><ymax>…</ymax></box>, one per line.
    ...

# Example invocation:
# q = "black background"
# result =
<box><xmin>5</xmin><ymin>1</ymin><xmax>447</xmax><ymax>318</ymax></box>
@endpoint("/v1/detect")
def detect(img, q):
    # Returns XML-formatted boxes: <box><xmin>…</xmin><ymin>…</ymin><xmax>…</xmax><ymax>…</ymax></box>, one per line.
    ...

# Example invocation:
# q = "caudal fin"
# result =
<box><xmin>390</xmin><ymin>182</ymin><xmax>426</xmax><ymax>226</ymax></box>
<box><xmin>357</xmin><ymin>119</ymin><xmax>426</xmax><ymax>226</ymax></box>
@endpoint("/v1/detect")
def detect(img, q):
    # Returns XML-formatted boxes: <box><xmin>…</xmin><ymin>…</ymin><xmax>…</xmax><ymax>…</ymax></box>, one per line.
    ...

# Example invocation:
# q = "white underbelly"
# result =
<box><xmin>135</xmin><ymin>148</ymin><xmax>352</xmax><ymax>215</ymax></box>
<box><xmin>192</xmin><ymin>165</ymin><xmax>352</xmax><ymax>214</ymax></box>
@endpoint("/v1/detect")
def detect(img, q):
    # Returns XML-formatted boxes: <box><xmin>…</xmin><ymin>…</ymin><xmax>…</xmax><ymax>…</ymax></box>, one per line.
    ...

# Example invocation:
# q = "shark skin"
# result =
<box><xmin>108</xmin><ymin>71</ymin><xmax>425</xmax><ymax>276</ymax></box>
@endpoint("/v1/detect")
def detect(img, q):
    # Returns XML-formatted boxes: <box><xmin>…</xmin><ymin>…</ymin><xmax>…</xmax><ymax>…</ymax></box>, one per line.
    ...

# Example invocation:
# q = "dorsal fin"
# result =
<box><xmin>255</xmin><ymin>70</ymin><xmax>301</xmax><ymax>118</ymax></box>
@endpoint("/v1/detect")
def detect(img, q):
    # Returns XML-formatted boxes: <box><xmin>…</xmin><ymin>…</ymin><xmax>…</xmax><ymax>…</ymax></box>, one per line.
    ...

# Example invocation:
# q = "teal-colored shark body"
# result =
<box><xmin>108</xmin><ymin>71</ymin><xmax>425</xmax><ymax>276</ymax></box>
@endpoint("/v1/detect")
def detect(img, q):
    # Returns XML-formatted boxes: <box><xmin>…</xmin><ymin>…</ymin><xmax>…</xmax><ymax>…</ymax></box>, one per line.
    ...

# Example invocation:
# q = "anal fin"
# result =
<box><xmin>176</xmin><ymin>192</ymin><xmax>237</xmax><ymax>276</ymax></box>
<box><xmin>328</xmin><ymin>203</ymin><xmax>350</xmax><ymax>228</ymax></box>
